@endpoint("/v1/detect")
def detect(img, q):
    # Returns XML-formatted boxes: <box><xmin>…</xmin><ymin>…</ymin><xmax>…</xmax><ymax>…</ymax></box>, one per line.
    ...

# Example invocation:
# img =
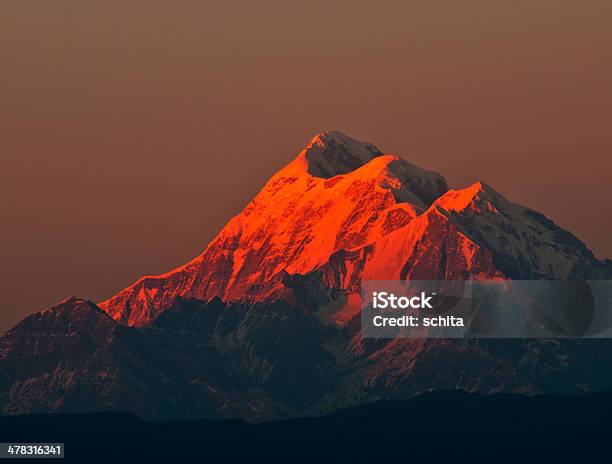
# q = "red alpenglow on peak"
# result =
<box><xmin>99</xmin><ymin>131</ymin><xmax>604</xmax><ymax>326</ymax></box>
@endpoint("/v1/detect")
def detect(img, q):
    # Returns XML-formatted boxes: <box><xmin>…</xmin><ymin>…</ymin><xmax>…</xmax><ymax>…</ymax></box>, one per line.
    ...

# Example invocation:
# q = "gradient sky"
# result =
<box><xmin>1</xmin><ymin>0</ymin><xmax>611</xmax><ymax>332</ymax></box>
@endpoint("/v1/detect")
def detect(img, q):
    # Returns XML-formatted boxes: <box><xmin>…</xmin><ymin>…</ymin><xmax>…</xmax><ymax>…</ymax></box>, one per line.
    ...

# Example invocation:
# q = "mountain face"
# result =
<box><xmin>100</xmin><ymin>131</ymin><xmax>452</xmax><ymax>325</ymax></box>
<box><xmin>2</xmin><ymin>131</ymin><xmax>612</xmax><ymax>420</ymax></box>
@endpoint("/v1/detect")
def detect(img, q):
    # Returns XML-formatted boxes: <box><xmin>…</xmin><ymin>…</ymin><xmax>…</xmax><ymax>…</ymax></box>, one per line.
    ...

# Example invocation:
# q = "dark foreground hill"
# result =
<box><xmin>2</xmin><ymin>390</ymin><xmax>612</xmax><ymax>462</ymax></box>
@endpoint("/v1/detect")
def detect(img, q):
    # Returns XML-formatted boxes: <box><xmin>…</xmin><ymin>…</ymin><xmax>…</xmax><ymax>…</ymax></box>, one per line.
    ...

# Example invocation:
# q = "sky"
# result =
<box><xmin>1</xmin><ymin>0</ymin><xmax>611</xmax><ymax>332</ymax></box>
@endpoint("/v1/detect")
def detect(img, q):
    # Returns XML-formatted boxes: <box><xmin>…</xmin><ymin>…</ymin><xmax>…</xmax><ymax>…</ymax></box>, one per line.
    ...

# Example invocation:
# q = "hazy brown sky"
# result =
<box><xmin>1</xmin><ymin>0</ymin><xmax>611</xmax><ymax>332</ymax></box>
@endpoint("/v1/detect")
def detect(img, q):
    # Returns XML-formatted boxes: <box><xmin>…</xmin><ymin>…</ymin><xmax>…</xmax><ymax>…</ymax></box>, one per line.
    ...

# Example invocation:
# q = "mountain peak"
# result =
<box><xmin>431</xmin><ymin>181</ymin><xmax>509</xmax><ymax>216</ymax></box>
<box><xmin>5</xmin><ymin>297</ymin><xmax>111</xmax><ymax>338</ymax></box>
<box><xmin>50</xmin><ymin>296</ymin><xmax>104</xmax><ymax>313</ymax></box>
<box><xmin>298</xmin><ymin>130</ymin><xmax>383</xmax><ymax>178</ymax></box>
<box><xmin>307</xmin><ymin>129</ymin><xmax>366</xmax><ymax>146</ymax></box>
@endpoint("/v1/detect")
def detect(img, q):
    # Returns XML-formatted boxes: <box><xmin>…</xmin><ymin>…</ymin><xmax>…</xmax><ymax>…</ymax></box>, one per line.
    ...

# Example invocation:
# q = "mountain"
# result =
<box><xmin>100</xmin><ymin>130</ymin><xmax>610</xmax><ymax>326</ymax></box>
<box><xmin>1</xmin><ymin>130</ymin><xmax>611</xmax><ymax>420</ymax></box>
<box><xmin>0</xmin><ymin>297</ymin><xmax>208</xmax><ymax>418</ymax></box>
<box><xmin>99</xmin><ymin>131</ymin><xmax>448</xmax><ymax>325</ymax></box>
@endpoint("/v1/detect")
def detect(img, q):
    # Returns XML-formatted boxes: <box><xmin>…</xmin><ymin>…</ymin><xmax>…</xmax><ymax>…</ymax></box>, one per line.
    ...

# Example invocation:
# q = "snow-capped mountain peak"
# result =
<box><xmin>292</xmin><ymin>130</ymin><xmax>384</xmax><ymax>178</ymax></box>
